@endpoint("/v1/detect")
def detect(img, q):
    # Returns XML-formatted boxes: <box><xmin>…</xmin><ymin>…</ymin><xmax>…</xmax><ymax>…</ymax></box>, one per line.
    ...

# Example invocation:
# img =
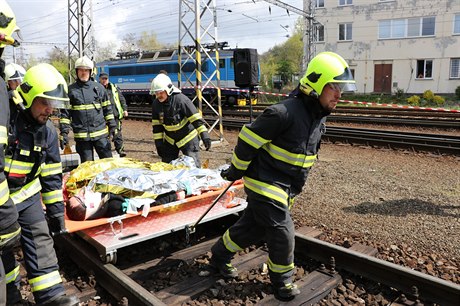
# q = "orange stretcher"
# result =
<box><xmin>64</xmin><ymin>181</ymin><xmax>247</xmax><ymax>263</ymax></box>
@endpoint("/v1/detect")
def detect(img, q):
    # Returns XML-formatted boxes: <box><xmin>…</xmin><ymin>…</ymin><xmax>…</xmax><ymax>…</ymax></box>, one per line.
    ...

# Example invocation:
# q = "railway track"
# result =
<box><xmin>126</xmin><ymin>111</ymin><xmax>460</xmax><ymax>155</ymax></box>
<box><xmin>56</xmin><ymin>223</ymin><xmax>460</xmax><ymax>305</ymax></box>
<box><xmin>128</xmin><ymin>105</ymin><xmax>460</xmax><ymax>130</ymax></box>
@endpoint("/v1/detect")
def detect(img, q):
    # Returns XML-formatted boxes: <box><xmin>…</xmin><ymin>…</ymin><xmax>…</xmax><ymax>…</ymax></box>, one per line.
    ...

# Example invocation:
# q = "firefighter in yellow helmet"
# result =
<box><xmin>2</xmin><ymin>63</ymin><xmax>79</xmax><ymax>305</ymax></box>
<box><xmin>0</xmin><ymin>1</ymin><xmax>22</xmax><ymax>305</ymax></box>
<box><xmin>209</xmin><ymin>52</ymin><xmax>356</xmax><ymax>301</ymax></box>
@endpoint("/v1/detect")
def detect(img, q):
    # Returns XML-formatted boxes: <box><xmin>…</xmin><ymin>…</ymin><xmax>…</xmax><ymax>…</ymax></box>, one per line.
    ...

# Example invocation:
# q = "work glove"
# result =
<box><xmin>201</xmin><ymin>132</ymin><xmax>211</xmax><ymax>151</ymax></box>
<box><xmin>202</xmin><ymin>137</ymin><xmax>211</xmax><ymax>151</ymax></box>
<box><xmin>220</xmin><ymin>165</ymin><xmax>243</xmax><ymax>181</ymax></box>
<box><xmin>48</xmin><ymin>215</ymin><xmax>66</xmax><ymax>235</ymax></box>
<box><xmin>0</xmin><ymin>221</ymin><xmax>21</xmax><ymax>251</ymax></box>
<box><xmin>109</xmin><ymin>127</ymin><xmax>118</xmax><ymax>141</ymax></box>
<box><xmin>59</xmin><ymin>133</ymin><xmax>69</xmax><ymax>150</ymax></box>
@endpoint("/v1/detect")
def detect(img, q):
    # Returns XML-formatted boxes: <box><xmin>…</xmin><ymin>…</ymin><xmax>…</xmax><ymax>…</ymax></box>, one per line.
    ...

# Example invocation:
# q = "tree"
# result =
<box><xmin>46</xmin><ymin>46</ymin><xmax>69</xmax><ymax>79</ymax></box>
<box><xmin>259</xmin><ymin>18</ymin><xmax>304</xmax><ymax>91</ymax></box>
<box><xmin>119</xmin><ymin>33</ymin><xmax>139</xmax><ymax>52</ymax></box>
<box><xmin>137</xmin><ymin>31</ymin><xmax>164</xmax><ymax>51</ymax></box>
<box><xmin>94</xmin><ymin>41</ymin><xmax>117</xmax><ymax>62</ymax></box>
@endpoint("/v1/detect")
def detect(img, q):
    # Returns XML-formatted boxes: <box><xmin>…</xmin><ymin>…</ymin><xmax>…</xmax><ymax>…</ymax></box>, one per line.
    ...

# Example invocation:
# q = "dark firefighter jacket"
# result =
<box><xmin>105</xmin><ymin>83</ymin><xmax>127</xmax><ymax>120</ymax></box>
<box><xmin>5</xmin><ymin>112</ymin><xmax>65</xmax><ymax>219</ymax></box>
<box><xmin>0</xmin><ymin>77</ymin><xmax>18</xmax><ymax>231</ymax></box>
<box><xmin>60</xmin><ymin>79</ymin><xmax>116</xmax><ymax>141</ymax></box>
<box><xmin>228</xmin><ymin>92</ymin><xmax>328</xmax><ymax>208</ymax></box>
<box><xmin>151</xmin><ymin>92</ymin><xmax>208</xmax><ymax>149</ymax></box>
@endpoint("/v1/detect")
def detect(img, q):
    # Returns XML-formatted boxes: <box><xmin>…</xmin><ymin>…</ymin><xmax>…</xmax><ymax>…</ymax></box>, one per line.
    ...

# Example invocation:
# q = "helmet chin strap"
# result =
<box><xmin>299</xmin><ymin>83</ymin><xmax>319</xmax><ymax>98</ymax></box>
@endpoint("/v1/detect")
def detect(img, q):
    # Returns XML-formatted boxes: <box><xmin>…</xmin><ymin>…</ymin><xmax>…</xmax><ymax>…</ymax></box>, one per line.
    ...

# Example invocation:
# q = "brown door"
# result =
<box><xmin>374</xmin><ymin>64</ymin><xmax>392</xmax><ymax>93</ymax></box>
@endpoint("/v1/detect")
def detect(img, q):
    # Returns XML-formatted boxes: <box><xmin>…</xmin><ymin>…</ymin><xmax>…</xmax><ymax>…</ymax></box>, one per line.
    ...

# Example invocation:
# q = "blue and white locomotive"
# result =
<box><xmin>96</xmin><ymin>48</ymin><xmax>254</xmax><ymax>106</ymax></box>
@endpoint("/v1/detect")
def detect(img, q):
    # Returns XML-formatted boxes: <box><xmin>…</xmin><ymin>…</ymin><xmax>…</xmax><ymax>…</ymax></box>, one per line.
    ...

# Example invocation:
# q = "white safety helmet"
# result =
<box><xmin>75</xmin><ymin>55</ymin><xmax>94</xmax><ymax>70</ymax></box>
<box><xmin>150</xmin><ymin>73</ymin><xmax>180</xmax><ymax>96</ymax></box>
<box><xmin>5</xmin><ymin>63</ymin><xmax>25</xmax><ymax>82</ymax></box>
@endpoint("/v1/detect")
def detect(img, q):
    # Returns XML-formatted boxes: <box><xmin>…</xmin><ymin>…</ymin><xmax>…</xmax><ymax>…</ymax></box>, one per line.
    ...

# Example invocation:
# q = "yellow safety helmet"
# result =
<box><xmin>299</xmin><ymin>52</ymin><xmax>356</xmax><ymax>96</ymax></box>
<box><xmin>150</xmin><ymin>73</ymin><xmax>180</xmax><ymax>96</ymax></box>
<box><xmin>0</xmin><ymin>0</ymin><xmax>20</xmax><ymax>48</ymax></box>
<box><xmin>17</xmin><ymin>63</ymin><xmax>70</xmax><ymax>109</ymax></box>
<box><xmin>5</xmin><ymin>62</ymin><xmax>25</xmax><ymax>82</ymax></box>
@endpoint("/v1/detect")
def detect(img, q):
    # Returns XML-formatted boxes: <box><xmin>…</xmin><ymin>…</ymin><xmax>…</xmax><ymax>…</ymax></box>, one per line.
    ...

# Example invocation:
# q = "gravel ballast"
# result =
<box><xmin>122</xmin><ymin>119</ymin><xmax>459</xmax><ymax>284</ymax></box>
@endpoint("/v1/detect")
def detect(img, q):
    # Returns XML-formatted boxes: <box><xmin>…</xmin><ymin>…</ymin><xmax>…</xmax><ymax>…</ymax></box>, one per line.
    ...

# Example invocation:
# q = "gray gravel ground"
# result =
<box><xmin>122</xmin><ymin>119</ymin><xmax>460</xmax><ymax>284</ymax></box>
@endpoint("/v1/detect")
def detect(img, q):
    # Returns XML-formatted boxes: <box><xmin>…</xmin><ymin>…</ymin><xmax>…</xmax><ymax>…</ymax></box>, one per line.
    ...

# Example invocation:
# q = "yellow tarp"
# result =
<box><xmin>65</xmin><ymin>157</ymin><xmax>181</xmax><ymax>197</ymax></box>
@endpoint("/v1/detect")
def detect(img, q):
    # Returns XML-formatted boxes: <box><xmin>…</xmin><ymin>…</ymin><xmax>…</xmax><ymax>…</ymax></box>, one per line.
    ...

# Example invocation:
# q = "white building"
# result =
<box><xmin>311</xmin><ymin>0</ymin><xmax>460</xmax><ymax>94</ymax></box>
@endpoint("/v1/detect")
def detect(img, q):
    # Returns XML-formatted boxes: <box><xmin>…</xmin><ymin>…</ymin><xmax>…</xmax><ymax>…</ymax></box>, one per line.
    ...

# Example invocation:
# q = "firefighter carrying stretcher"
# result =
<box><xmin>209</xmin><ymin>52</ymin><xmax>357</xmax><ymax>301</ymax></box>
<box><xmin>3</xmin><ymin>63</ymin><xmax>79</xmax><ymax>305</ymax></box>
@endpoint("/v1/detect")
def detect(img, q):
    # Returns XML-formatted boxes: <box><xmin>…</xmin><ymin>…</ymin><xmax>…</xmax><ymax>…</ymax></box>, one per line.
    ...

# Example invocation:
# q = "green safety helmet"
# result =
<box><xmin>18</xmin><ymin>63</ymin><xmax>70</xmax><ymax>109</ymax></box>
<box><xmin>299</xmin><ymin>52</ymin><xmax>356</xmax><ymax>96</ymax></box>
<box><xmin>0</xmin><ymin>0</ymin><xmax>20</xmax><ymax>48</ymax></box>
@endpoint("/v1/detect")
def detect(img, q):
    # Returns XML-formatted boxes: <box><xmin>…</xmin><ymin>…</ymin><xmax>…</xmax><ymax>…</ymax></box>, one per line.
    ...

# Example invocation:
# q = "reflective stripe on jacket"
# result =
<box><xmin>6</xmin><ymin>114</ymin><xmax>64</xmax><ymax>218</ymax></box>
<box><xmin>151</xmin><ymin>92</ymin><xmax>208</xmax><ymax>148</ymax></box>
<box><xmin>60</xmin><ymin>80</ymin><xmax>116</xmax><ymax>141</ymax></box>
<box><xmin>0</xmin><ymin>76</ymin><xmax>18</xmax><ymax>230</ymax></box>
<box><xmin>230</xmin><ymin>94</ymin><xmax>327</xmax><ymax>207</ymax></box>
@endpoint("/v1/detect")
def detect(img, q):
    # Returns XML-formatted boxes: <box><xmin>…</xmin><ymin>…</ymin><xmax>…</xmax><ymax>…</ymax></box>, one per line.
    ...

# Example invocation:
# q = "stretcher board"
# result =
<box><xmin>70</xmin><ymin>183</ymin><xmax>246</xmax><ymax>262</ymax></box>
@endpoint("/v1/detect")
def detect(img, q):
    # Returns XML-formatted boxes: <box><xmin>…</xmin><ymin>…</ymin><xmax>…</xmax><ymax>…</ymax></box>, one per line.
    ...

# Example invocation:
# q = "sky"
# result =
<box><xmin>5</xmin><ymin>0</ymin><xmax>304</xmax><ymax>63</ymax></box>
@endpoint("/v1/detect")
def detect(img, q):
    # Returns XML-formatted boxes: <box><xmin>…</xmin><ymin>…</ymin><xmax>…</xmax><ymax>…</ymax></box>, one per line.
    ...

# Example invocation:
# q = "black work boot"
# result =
<box><xmin>39</xmin><ymin>295</ymin><xmax>80</xmax><ymax>306</ymax></box>
<box><xmin>209</xmin><ymin>258</ymin><xmax>238</xmax><ymax>278</ymax></box>
<box><xmin>117</xmin><ymin>149</ymin><xmax>127</xmax><ymax>157</ymax></box>
<box><xmin>273</xmin><ymin>283</ymin><xmax>300</xmax><ymax>301</ymax></box>
<box><xmin>0</xmin><ymin>221</ymin><xmax>21</xmax><ymax>251</ymax></box>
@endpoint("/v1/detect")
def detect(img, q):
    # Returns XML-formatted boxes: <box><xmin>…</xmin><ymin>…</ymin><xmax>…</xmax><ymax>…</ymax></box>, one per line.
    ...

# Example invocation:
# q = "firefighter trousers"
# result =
<box><xmin>2</xmin><ymin>202</ymin><xmax>65</xmax><ymax>304</ymax></box>
<box><xmin>1</xmin><ymin>256</ymin><xmax>5</xmax><ymax>306</ymax></box>
<box><xmin>76</xmin><ymin>137</ymin><xmax>113</xmax><ymax>163</ymax></box>
<box><xmin>161</xmin><ymin>137</ymin><xmax>201</xmax><ymax>168</ymax></box>
<box><xmin>211</xmin><ymin>193</ymin><xmax>295</xmax><ymax>286</ymax></box>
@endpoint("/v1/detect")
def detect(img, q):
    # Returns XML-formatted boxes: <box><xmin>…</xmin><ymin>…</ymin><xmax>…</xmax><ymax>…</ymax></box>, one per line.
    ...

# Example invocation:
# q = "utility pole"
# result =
<box><xmin>303</xmin><ymin>0</ymin><xmax>318</xmax><ymax>72</ymax></box>
<box><xmin>68</xmin><ymin>0</ymin><xmax>96</xmax><ymax>82</ymax></box>
<box><xmin>178</xmin><ymin>0</ymin><xmax>224</xmax><ymax>143</ymax></box>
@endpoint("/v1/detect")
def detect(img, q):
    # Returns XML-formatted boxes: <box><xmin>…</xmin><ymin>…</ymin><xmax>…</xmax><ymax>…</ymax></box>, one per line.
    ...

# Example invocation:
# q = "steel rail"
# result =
<box><xmin>127</xmin><ymin>113</ymin><xmax>459</xmax><ymax>154</ymax></box>
<box><xmin>57</xmin><ymin>235</ymin><xmax>167</xmax><ymax>306</ymax></box>
<box><xmin>57</xmin><ymin>231</ymin><xmax>460</xmax><ymax>305</ymax></box>
<box><xmin>324</xmin><ymin>126</ymin><xmax>460</xmax><ymax>155</ymax></box>
<box><xmin>295</xmin><ymin>233</ymin><xmax>460</xmax><ymax>306</ymax></box>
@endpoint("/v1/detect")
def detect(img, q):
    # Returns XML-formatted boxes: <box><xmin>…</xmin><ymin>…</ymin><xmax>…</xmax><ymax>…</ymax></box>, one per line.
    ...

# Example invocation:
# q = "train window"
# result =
<box><xmin>182</xmin><ymin>62</ymin><xmax>196</xmax><ymax>72</ymax></box>
<box><xmin>157</xmin><ymin>50</ymin><xmax>175</xmax><ymax>59</ymax></box>
<box><xmin>230</xmin><ymin>58</ymin><xmax>234</xmax><ymax>69</ymax></box>
<box><xmin>110</xmin><ymin>66</ymin><xmax>136</xmax><ymax>76</ymax></box>
<box><xmin>202</xmin><ymin>60</ymin><xmax>208</xmax><ymax>72</ymax></box>
<box><xmin>219</xmin><ymin>59</ymin><xmax>225</xmax><ymax>69</ymax></box>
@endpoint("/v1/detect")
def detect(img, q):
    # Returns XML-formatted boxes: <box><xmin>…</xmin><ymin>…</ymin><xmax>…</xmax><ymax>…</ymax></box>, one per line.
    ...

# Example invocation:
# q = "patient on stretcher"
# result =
<box><xmin>66</xmin><ymin>188</ymin><xmax>186</xmax><ymax>221</ymax></box>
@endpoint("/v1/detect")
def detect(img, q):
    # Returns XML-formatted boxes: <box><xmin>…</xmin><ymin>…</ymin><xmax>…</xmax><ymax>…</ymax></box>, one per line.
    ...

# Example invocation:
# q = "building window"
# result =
<box><xmin>450</xmin><ymin>58</ymin><xmax>460</xmax><ymax>78</ymax></box>
<box><xmin>379</xmin><ymin>17</ymin><xmax>435</xmax><ymax>39</ymax></box>
<box><xmin>454</xmin><ymin>14</ymin><xmax>460</xmax><ymax>34</ymax></box>
<box><xmin>339</xmin><ymin>0</ymin><xmax>352</xmax><ymax>6</ymax></box>
<box><xmin>339</xmin><ymin>23</ymin><xmax>352</xmax><ymax>41</ymax></box>
<box><xmin>315</xmin><ymin>25</ymin><xmax>324</xmax><ymax>42</ymax></box>
<box><xmin>315</xmin><ymin>0</ymin><xmax>324</xmax><ymax>8</ymax></box>
<box><xmin>416</xmin><ymin>59</ymin><xmax>433</xmax><ymax>79</ymax></box>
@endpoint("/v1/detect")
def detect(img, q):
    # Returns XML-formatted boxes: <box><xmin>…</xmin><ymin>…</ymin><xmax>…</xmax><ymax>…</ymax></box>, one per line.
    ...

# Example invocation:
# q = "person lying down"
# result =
<box><xmin>66</xmin><ymin>187</ymin><xmax>186</xmax><ymax>221</ymax></box>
